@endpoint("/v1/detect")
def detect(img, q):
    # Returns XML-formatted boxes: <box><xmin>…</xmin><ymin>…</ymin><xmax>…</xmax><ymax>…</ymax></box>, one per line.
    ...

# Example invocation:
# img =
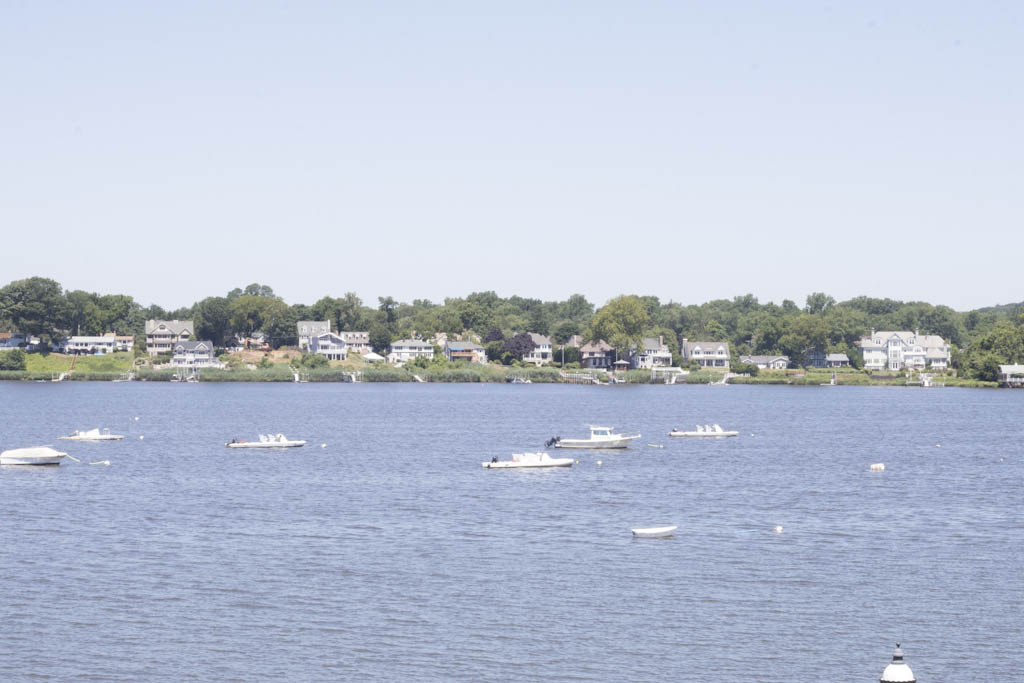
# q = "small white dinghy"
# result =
<box><xmin>226</xmin><ymin>433</ymin><xmax>307</xmax><ymax>449</ymax></box>
<box><xmin>483</xmin><ymin>452</ymin><xmax>574</xmax><ymax>469</ymax></box>
<box><xmin>1</xmin><ymin>446</ymin><xmax>69</xmax><ymax>466</ymax></box>
<box><xmin>58</xmin><ymin>428</ymin><xmax>124</xmax><ymax>441</ymax></box>
<box><xmin>631</xmin><ymin>525</ymin><xmax>678</xmax><ymax>538</ymax></box>
<box><xmin>669</xmin><ymin>424</ymin><xmax>738</xmax><ymax>438</ymax></box>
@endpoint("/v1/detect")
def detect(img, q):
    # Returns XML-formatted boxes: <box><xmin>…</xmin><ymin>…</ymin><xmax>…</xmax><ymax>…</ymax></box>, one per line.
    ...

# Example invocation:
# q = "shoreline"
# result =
<box><xmin>0</xmin><ymin>368</ymin><xmax>1001</xmax><ymax>388</ymax></box>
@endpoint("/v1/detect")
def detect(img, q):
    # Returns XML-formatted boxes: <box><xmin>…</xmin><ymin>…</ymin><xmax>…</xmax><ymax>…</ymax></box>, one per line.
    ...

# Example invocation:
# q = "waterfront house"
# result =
<box><xmin>445</xmin><ymin>341</ymin><xmax>488</xmax><ymax>364</ymax></box>
<box><xmin>297</xmin><ymin>321</ymin><xmax>331</xmax><ymax>350</ymax></box>
<box><xmin>522</xmin><ymin>333</ymin><xmax>553</xmax><ymax>366</ymax></box>
<box><xmin>580</xmin><ymin>340</ymin><xmax>614</xmax><ymax>370</ymax></box>
<box><xmin>807</xmin><ymin>349</ymin><xmax>827</xmax><ymax>368</ymax></box>
<box><xmin>825</xmin><ymin>353</ymin><xmax>850</xmax><ymax>368</ymax></box>
<box><xmin>859</xmin><ymin>329</ymin><xmax>951</xmax><ymax>371</ymax></box>
<box><xmin>629</xmin><ymin>336</ymin><xmax>673</xmax><ymax>369</ymax></box>
<box><xmin>61</xmin><ymin>333</ymin><xmax>134</xmax><ymax>355</ymax></box>
<box><xmin>339</xmin><ymin>331</ymin><xmax>371</xmax><ymax>355</ymax></box>
<box><xmin>146</xmin><ymin>320</ymin><xmax>194</xmax><ymax>356</ymax></box>
<box><xmin>739</xmin><ymin>354</ymin><xmax>790</xmax><ymax>370</ymax></box>
<box><xmin>387</xmin><ymin>339</ymin><xmax>434</xmax><ymax>364</ymax></box>
<box><xmin>999</xmin><ymin>364</ymin><xmax>1024</xmax><ymax>386</ymax></box>
<box><xmin>681</xmin><ymin>339</ymin><xmax>730</xmax><ymax>370</ymax></box>
<box><xmin>309</xmin><ymin>332</ymin><xmax>347</xmax><ymax>361</ymax></box>
<box><xmin>172</xmin><ymin>340</ymin><xmax>220</xmax><ymax>368</ymax></box>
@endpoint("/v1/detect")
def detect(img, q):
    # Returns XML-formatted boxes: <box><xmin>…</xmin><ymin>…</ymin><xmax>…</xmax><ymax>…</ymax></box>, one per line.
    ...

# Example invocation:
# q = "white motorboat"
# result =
<box><xmin>482</xmin><ymin>452</ymin><xmax>574</xmax><ymax>469</ymax></box>
<box><xmin>58</xmin><ymin>428</ymin><xmax>124</xmax><ymax>441</ymax></box>
<box><xmin>1</xmin><ymin>446</ymin><xmax>69</xmax><ymax>466</ymax></box>
<box><xmin>668</xmin><ymin>424</ymin><xmax>738</xmax><ymax>438</ymax></box>
<box><xmin>548</xmin><ymin>426</ymin><xmax>641</xmax><ymax>449</ymax></box>
<box><xmin>226</xmin><ymin>433</ymin><xmax>307</xmax><ymax>448</ymax></box>
<box><xmin>631</xmin><ymin>525</ymin><xmax>678</xmax><ymax>538</ymax></box>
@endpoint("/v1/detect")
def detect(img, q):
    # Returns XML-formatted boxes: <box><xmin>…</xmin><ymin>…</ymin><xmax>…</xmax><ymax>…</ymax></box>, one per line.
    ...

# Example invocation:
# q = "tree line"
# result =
<box><xmin>1</xmin><ymin>276</ymin><xmax>1022</xmax><ymax>380</ymax></box>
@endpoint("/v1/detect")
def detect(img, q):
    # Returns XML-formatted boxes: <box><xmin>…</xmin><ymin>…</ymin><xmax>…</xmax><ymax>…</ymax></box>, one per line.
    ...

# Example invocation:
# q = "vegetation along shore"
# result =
<box><xmin>0</xmin><ymin>276</ymin><xmax>1020</xmax><ymax>386</ymax></box>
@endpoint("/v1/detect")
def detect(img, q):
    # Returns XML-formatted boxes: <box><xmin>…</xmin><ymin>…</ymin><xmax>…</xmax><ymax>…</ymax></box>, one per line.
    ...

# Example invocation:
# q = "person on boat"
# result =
<box><xmin>491</xmin><ymin>456</ymin><xmax>498</xmax><ymax>463</ymax></box>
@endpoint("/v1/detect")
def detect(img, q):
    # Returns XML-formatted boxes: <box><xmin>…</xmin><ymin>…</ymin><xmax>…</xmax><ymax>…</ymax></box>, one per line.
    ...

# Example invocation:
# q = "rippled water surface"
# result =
<box><xmin>1</xmin><ymin>382</ymin><xmax>1022</xmax><ymax>681</ymax></box>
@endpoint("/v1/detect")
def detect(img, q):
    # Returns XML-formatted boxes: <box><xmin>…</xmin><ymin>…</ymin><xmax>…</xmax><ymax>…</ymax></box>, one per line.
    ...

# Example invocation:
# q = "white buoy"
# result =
<box><xmin>139</xmin><ymin>435</ymin><xmax>144</xmax><ymax>440</ymax></box>
<box><xmin>774</xmin><ymin>525</ymin><xmax>784</xmax><ymax>533</ymax></box>
<box><xmin>596</xmin><ymin>460</ymin><xmax>603</xmax><ymax>466</ymax></box>
<box><xmin>870</xmin><ymin>463</ymin><xmax>885</xmax><ymax>472</ymax></box>
<box><xmin>936</xmin><ymin>444</ymin><xmax>941</xmax><ymax>448</ymax></box>
<box><xmin>134</xmin><ymin>417</ymin><xmax>139</xmax><ymax>421</ymax></box>
<box><xmin>321</xmin><ymin>443</ymin><xmax>326</xmax><ymax>448</ymax></box>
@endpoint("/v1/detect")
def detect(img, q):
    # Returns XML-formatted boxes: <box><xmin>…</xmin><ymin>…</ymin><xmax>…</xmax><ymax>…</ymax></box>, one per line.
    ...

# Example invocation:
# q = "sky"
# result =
<box><xmin>2</xmin><ymin>1</ymin><xmax>1021</xmax><ymax>311</ymax></box>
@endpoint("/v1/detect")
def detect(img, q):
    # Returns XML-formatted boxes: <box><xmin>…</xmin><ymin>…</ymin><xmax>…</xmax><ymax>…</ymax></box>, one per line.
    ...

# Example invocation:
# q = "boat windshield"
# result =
<box><xmin>591</xmin><ymin>427</ymin><xmax>611</xmax><ymax>436</ymax></box>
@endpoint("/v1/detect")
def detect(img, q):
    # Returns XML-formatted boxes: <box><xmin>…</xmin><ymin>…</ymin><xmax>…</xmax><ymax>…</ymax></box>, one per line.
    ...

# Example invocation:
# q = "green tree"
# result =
<box><xmin>0</xmin><ymin>348</ymin><xmax>27</xmax><ymax>370</ymax></box>
<box><xmin>589</xmin><ymin>295</ymin><xmax>650</xmax><ymax>352</ymax></box>
<box><xmin>0</xmin><ymin>277</ymin><xmax>68</xmax><ymax>342</ymax></box>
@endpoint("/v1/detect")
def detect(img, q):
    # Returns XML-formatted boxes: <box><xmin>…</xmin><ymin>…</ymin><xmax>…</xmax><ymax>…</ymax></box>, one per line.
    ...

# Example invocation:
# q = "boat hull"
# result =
<box><xmin>58</xmin><ymin>435</ymin><xmax>123</xmax><ymax>441</ymax></box>
<box><xmin>554</xmin><ymin>435</ymin><xmax>640</xmax><ymax>449</ymax></box>
<box><xmin>1</xmin><ymin>447</ymin><xmax>68</xmax><ymax>466</ymax></box>
<box><xmin>632</xmin><ymin>525</ymin><xmax>678</xmax><ymax>538</ymax></box>
<box><xmin>227</xmin><ymin>441</ymin><xmax>306</xmax><ymax>448</ymax></box>
<box><xmin>668</xmin><ymin>431</ymin><xmax>738</xmax><ymax>438</ymax></box>
<box><xmin>482</xmin><ymin>459</ymin><xmax>573</xmax><ymax>469</ymax></box>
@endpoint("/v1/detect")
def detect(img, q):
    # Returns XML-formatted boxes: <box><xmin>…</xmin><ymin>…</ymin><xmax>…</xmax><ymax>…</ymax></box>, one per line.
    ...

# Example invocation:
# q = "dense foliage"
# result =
<box><xmin>2</xmin><ymin>276</ymin><xmax>1022</xmax><ymax>379</ymax></box>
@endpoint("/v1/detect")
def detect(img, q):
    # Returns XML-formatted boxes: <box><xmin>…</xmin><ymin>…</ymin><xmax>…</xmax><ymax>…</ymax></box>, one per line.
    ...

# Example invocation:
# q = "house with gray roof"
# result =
<box><xmin>387</xmin><ymin>339</ymin><xmax>434</xmax><ymax>365</ymax></box>
<box><xmin>445</xmin><ymin>341</ymin><xmax>488</xmax><ymax>364</ymax></box>
<box><xmin>297</xmin><ymin>321</ymin><xmax>331</xmax><ymax>350</ymax></box>
<box><xmin>739</xmin><ymin>354</ymin><xmax>790</xmax><ymax>370</ymax></box>
<box><xmin>580</xmin><ymin>340</ymin><xmax>614</xmax><ymax>369</ymax></box>
<box><xmin>859</xmin><ymin>329</ymin><xmax>950</xmax><ymax>371</ymax></box>
<box><xmin>172</xmin><ymin>340</ymin><xmax>220</xmax><ymax>368</ymax></box>
<box><xmin>309</xmin><ymin>332</ymin><xmax>347</xmax><ymax>361</ymax></box>
<box><xmin>681</xmin><ymin>339</ymin><xmax>730</xmax><ymax>370</ymax></box>
<box><xmin>825</xmin><ymin>353</ymin><xmax>850</xmax><ymax>368</ymax></box>
<box><xmin>522</xmin><ymin>333</ymin><xmax>553</xmax><ymax>366</ymax></box>
<box><xmin>629</xmin><ymin>336</ymin><xmax>673</xmax><ymax>369</ymax></box>
<box><xmin>146</xmin><ymin>320</ymin><xmax>194</xmax><ymax>356</ymax></box>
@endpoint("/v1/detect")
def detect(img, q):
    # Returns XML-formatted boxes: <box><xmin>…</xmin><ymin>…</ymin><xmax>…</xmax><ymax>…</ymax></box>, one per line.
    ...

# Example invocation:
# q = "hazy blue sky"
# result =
<box><xmin>2</xmin><ymin>2</ymin><xmax>1020</xmax><ymax>311</ymax></box>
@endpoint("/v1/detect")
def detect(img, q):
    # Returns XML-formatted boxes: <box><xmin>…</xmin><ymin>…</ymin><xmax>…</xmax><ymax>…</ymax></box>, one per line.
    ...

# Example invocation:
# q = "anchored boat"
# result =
<box><xmin>631</xmin><ymin>525</ymin><xmax>678</xmax><ymax>538</ymax></box>
<box><xmin>669</xmin><ymin>424</ymin><xmax>738</xmax><ymax>437</ymax></box>
<box><xmin>58</xmin><ymin>428</ymin><xmax>124</xmax><ymax>441</ymax></box>
<box><xmin>226</xmin><ymin>434</ymin><xmax>307</xmax><ymax>449</ymax></box>
<box><xmin>547</xmin><ymin>426</ymin><xmax>640</xmax><ymax>449</ymax></box>
<box><xmin>483</xmin><ymin>452</ymin><xmax>574</xmax><ymax>469</ymax></box>
<box><xmin>1</xmin><ymin>446</ymin><xmax>69</xmax><ymax>466</ymax></box>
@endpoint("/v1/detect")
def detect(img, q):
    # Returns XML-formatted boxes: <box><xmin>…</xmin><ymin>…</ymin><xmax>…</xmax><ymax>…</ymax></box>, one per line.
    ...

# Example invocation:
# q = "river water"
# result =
<box><xmin>1</xmin><ymin>382</ymin><xmax>1021</xmax><ymax>681</ymax></box>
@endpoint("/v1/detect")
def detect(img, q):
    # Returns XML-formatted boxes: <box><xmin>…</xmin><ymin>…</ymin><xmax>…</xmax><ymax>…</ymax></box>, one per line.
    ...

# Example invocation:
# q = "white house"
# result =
<box><xmin>308</xmin><ymin>332</ymin><xmax>347</xmax><ymax>361</ymax></box>
<box><xmin>297</xmin><ymin>321</ymin><xmax>331</xmax><ymax>350</ymax></box>
<box><xmin>859</xmin><ymin>329</ymin><xmax>950</xmax><ymax>371</ymax></box>
<box><xmin>146</xmin><ymin>320</ymin><xmax>194</xmax><ymax>356</ymax></box>
<box><xmin>445</xmin><ymin>341</ymin><xmax>488</xmax><ymax>364</ymax></box>
<box><xmin>681</xmin><ymin>340</ymin><xmax>730</xmax><ymax>370</ymax></box>
<box><xmin>739</xmin><ymin>354</ymin><xmax>790</xmax><ymax>370</ymax></box>
<box><xmin>339</xmin><ymin>331</ymin><xmax>371</xmax><ymax>354</ymax></box>
<box><xmin>825</xmin><ymin>353</ymin><xmax>850</xmax><ymax>368</ymax></box>
<box><xmin>631</xmin><ymin>336</ymin><xmax>673</xmax><ymax>369</ymax></box>
<box><xmin>522</xmin><ymin>333</ymin><xmax>553</xmax><ymax>366</ymax></box>
<box><xmin>999</xmin><ymin>364</ymin><xmax>1024</xmax><ymax>386</ymax></box>
<box><xmin>387</xmin><ymin>339</ymin><xmax>434</xmax><ymax>364</ymax></box>
<box><xmin>61</xmin><ymin>333</ymin><xmax>134</xmax><ymax>355</ymax></box>
<box><xmin>172</xmin><ymin>340</ymin><xmax>220</xmax><ymax>368</ymax></box>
